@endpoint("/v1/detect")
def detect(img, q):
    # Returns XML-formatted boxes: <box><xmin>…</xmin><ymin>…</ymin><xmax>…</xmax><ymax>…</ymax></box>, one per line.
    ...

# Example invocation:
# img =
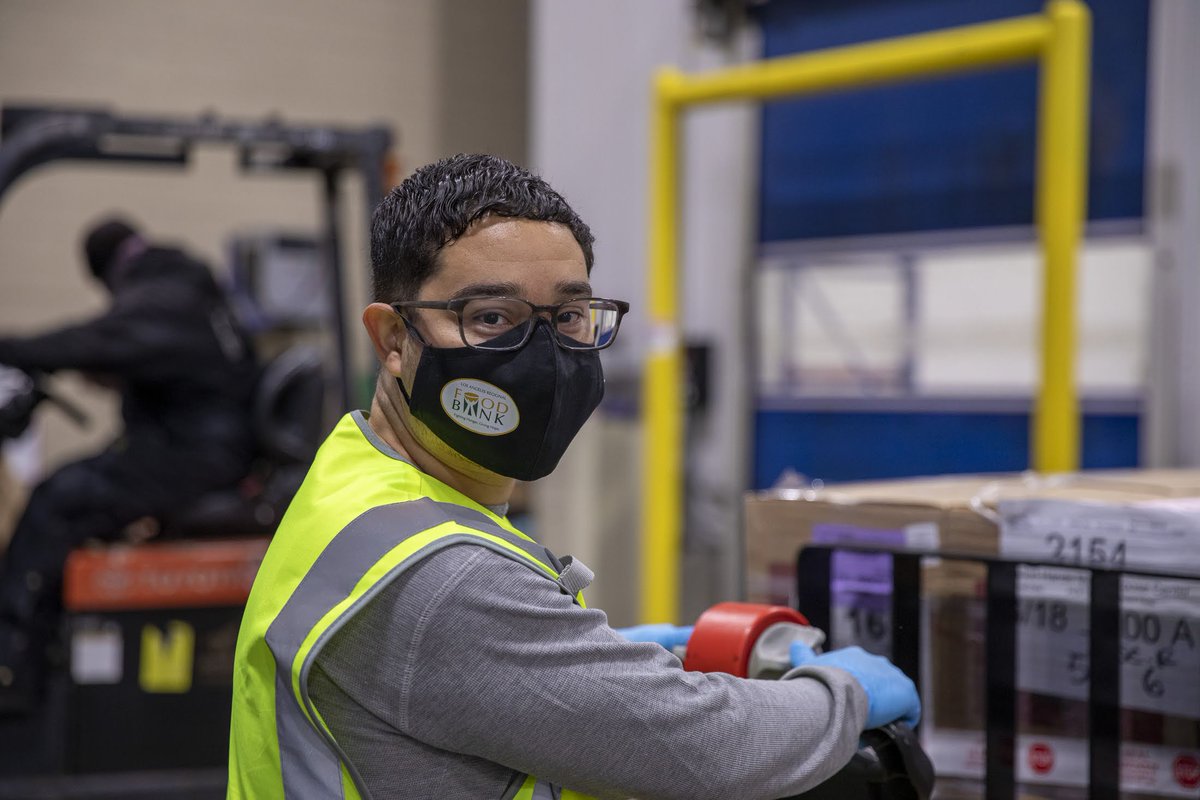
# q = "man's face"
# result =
<box><xmin>396</xmin><ymin>215</ymin><xmax>591</xmax><ymax>481</ymax></box>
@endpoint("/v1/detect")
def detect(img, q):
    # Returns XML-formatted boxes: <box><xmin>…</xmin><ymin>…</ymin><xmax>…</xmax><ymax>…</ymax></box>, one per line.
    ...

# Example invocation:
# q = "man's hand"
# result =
<box><xmin>0</xmin><ymin>367</ymin><xmax>39</xmax><ymax>440</ymax></box>
<box><xmin>790</xmin><ymin>642</ymin><xmax>921</xmax><ymax>730</ymax></box>
<box><xmin>614</xmin><ymin>623</ymin><xmax>694</xmax><ymax>650</ymax></box>
<box><xmin>123</xmin><ymin>516</ymin><xmax>162</xmax><ymax>544</ymax></box>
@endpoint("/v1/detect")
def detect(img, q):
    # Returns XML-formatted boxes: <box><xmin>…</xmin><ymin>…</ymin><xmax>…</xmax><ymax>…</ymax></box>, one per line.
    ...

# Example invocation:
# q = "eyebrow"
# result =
<box><xmin>557</xmin><ymin>280</ymin><xmax>593</xmax><ymax>298</ymax></box>
<box><xmin>448</xmin><ymin>282</ymin><xmax>522</xmax><ymax>300</ymax></box>
<box><xmin>448</xmin><ymin>280</ymin><xmax>594</xmax><ymax>300</ymax></box>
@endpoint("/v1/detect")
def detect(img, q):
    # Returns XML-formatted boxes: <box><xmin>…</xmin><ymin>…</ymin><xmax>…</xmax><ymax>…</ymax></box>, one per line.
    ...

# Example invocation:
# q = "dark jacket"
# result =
<box><xmin>0</xmin><ymin>246</ymin><xmax>258</xmax><ymax>484</ymax></box>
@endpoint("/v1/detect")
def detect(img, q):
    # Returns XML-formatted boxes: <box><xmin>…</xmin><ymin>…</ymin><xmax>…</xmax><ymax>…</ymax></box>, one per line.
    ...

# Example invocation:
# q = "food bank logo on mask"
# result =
<box><xmin>440</xmin><ymin>379</ymin><xmax>520</xmax><ymax>436</ymax></box>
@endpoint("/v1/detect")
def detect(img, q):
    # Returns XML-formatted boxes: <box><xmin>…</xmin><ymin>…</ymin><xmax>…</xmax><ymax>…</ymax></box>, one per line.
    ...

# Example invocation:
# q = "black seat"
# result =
<box><xmin>162</xmin><ymin>345</ymin><xmax>326</xmax><ymax>537</ymax></box>
<box><xmin>253</xmin><ymin>344</ymin><xmax>326</xmax><ymax>466</ymax></box>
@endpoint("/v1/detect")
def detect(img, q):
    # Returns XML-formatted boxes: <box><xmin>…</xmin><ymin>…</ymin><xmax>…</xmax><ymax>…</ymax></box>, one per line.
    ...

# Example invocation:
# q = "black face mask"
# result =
<box><xmin>397</xmin><ymin>319</ymin><xmax>604</xmax><ymax>481</ymax></box>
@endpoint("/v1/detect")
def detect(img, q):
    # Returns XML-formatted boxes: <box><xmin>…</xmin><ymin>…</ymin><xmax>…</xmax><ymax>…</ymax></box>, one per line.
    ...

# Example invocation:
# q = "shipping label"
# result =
<box><xmin>70</xmin><ymin>617</ymin><xmax>123</xmax><ymax>685</ymax></box>
<box><xmin>999</xmin><ymin>499</ymin><xmax>1200</xmax><ymax>718</ymax></box>
<box><xmin>810</xmin><ymin>523</ymin><xmax>939</xmax><ymax>656</ymax></box>
<box><xmin>923</xmin><ymin>729</ymin><xmax>1200</xmax><ymax>797</ymax></box>
<box><xmin>999</xmin><ymin>497</ymin><xmax>1200</xmax><ymax>576</ymax></box>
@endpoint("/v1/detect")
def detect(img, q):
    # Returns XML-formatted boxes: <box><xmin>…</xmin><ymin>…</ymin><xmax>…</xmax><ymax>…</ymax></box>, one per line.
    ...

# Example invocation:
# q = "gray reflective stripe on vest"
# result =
<box><xmin>499</xmin><ymin>776</ymin><xmax>561</xmax><ymax>800</ymax></box>
<box><xmin>434</xmin><ymin>501</ymin><xmax>588</xmax><ymax>598</ymax></box>
<box><xmin>432</xmin><ymin>500</ymin><xmax>563</xmax><ymax>570</ymax></box>
<box><xmin>272</xmin><ymin>664</ymin><xmax>343</xmax><ymax>797</ymax></box>
<box><xmin>265</xmin><ymin>497</ymin><xmax>561</xmax><ymax>799</ymax></box>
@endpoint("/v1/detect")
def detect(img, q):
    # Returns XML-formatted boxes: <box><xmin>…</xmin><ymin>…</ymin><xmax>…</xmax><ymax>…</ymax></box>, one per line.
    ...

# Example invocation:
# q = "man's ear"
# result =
<box><xmin>362</xmin><ymin>303</ymin><xmax>407</xmax><ymax>377</ymax></box>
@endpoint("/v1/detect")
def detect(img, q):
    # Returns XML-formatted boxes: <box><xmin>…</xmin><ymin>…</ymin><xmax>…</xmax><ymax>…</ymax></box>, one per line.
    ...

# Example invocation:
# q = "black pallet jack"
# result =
<box><xmin>682</xmin><ymin>601</ymin><xmax>935</xmax><ymax>800</ymax></box>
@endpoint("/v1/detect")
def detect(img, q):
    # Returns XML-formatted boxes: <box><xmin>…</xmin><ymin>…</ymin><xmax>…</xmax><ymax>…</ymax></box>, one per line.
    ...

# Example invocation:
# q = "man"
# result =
<box><xmin>228</xmin><ymin>154</ymin><xmax>919</xmax><ymax>799</ymax></box>
<box><xmin>0</xmin><ymin>218</ymin><xmax>258</xmax><ymax>709</ymax></box>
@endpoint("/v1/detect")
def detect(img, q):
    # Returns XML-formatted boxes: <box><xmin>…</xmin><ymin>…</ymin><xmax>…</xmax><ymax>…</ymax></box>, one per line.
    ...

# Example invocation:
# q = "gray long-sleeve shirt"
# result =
<box><xmin>308</xmin><ymin>542</ymin><xmax>867</xmax><ymax>800</ymax></box>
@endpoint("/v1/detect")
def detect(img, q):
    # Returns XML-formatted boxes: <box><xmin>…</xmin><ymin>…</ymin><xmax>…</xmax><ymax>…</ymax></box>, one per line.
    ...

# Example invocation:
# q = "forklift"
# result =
<box><xmin>0</xmin><ymin>104</ymin><xmax>391</xmax><ymax>799</ymax></box>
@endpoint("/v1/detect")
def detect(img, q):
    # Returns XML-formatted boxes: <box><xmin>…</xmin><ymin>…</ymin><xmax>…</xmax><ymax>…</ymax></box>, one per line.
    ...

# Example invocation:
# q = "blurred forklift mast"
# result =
<box><xmin>0</xmin><ymin>104</ymin><xmax>394</xmax><ymax>410</ymax></box>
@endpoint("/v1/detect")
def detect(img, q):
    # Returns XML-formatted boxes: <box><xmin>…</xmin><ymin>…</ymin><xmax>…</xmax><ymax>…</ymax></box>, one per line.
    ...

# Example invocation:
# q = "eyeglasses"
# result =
<box><xmin>391</xmin><ymin>296</ymin><xmax>630</xmax><ymax>352</ymax></box>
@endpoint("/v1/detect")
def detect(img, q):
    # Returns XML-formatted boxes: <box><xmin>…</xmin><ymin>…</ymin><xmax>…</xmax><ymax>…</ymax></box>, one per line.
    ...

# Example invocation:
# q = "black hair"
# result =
<box><xmin>370</xmin><ymin>154</ymin><xmax>594</xmax><ymax>302</ymax></box>
<box><xmin>83</xmin><ymin>217</ymin><xmax>139</xmax><ymax>280</ymax></box>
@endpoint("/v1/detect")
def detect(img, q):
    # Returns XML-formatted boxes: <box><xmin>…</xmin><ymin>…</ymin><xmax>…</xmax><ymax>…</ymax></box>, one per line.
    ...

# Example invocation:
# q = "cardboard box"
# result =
<box><xmin>745</xmin><ymin>470</ymin><xmax>1200</xmax><ymax>605</ymax></box>
<box><xmin>744</xmin><ymin>470</ymin><xmax>1200</xmax><ymax>798</ymax></box>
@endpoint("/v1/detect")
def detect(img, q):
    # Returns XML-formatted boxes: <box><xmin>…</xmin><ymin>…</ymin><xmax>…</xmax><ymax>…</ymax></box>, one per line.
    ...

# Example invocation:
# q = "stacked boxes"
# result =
<box><xmin>744</xmin><ymin>471</ymin><xmax>1200</xmax><ymax>798</ymax></box>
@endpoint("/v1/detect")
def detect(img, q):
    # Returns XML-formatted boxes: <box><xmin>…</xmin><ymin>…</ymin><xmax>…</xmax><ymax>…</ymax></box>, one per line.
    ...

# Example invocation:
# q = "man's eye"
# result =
<box><xmin>556</xmin><ymin>310</ymin><xmax>583</xmax><ymax>326</ymax></box>
<box><xmin>470</xmin><ymin>310</ymin><xmax>513</xmax><ymax>327</ymax></box>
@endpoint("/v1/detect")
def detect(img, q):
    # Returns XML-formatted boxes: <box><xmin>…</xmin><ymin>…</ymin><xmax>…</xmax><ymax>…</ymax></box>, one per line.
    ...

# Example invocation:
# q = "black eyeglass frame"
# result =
<box><xmin>390</xmin><ymin>295</ymin><xmax>631</xmax><ymax>352</ymax></box>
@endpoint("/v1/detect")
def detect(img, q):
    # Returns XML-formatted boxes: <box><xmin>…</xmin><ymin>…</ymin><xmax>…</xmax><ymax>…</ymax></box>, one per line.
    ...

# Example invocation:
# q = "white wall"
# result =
<box><xmin>531</xmin><ymin>0</ymin><xmax>759</xmax><ymax>622</ymax></box>
<box><xmin>758</xmin><ymin>237</ymin><xmax>1152</xmax><ymax>397</ymax></box>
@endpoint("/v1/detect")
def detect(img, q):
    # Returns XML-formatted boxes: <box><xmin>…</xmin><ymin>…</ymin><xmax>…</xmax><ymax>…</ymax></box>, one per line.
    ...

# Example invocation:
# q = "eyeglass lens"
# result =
<box><xmin>460</xmin><ymin>298</ymin><xmax>621</xmax><ymax>350</ymax></box>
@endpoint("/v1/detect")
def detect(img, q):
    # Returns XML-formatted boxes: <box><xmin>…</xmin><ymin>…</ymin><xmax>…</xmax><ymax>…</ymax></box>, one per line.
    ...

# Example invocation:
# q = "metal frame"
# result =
<box><xmin>0</xmin><ymin>104</ymin><xmax>394</xmax><ymax>410</ymax></box>
<box><xmin>757</xmin><ymin>255</ymin><xmax>920</xmax><ymax>397</ymax></box>
<box><xmin>641</xmin><ymin>1</ymin><xmax>1092</xmax><ymax>623</ymax></box>
<box><xmin>796</xmin><ymin>544</ymin><xmax>1196</xmax><ymax>800</ymax></box>
<box><xmin>1143</xmin><ymin>0</ymin><xmax>1200</xmax><ymax>468</ymax></box>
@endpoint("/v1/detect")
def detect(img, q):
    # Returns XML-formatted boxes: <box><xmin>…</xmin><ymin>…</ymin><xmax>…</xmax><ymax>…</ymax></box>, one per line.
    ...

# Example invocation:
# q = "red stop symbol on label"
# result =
<box><xmin>1028</xmin><ymin>743</ymin><xmax>1055</xmax><ymax>775</ymax></box>
<box><xmin>1175</xmin><ymin>754</ymin><xmax>1200</xmax><ymax>789</ymax></box>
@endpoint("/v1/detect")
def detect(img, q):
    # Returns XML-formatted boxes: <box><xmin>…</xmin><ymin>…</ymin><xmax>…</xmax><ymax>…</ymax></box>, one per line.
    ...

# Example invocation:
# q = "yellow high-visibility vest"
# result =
<box><xmin>227</xmin><ymin>413</ymin><xmax>595</xmax><ymax>800</ymax></box>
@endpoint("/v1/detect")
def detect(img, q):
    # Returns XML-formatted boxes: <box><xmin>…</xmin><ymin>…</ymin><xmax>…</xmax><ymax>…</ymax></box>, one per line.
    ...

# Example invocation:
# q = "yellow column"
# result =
<box><xmin>1034</xmin><ymin>0</ymin><xmax>1091</xmax><ymax>472</ymax></box>
<box><xmin>640</xmin><ymin>69</ymin><xmax>685</xmax><ymax>624</ymax></box>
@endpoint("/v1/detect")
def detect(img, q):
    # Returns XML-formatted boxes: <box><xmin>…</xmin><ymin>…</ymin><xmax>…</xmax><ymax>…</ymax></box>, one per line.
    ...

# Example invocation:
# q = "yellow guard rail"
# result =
<box><xmin>641</xmin><ymin>0</ymin><xmax>1091</xmax><ymax>623</ymax></box>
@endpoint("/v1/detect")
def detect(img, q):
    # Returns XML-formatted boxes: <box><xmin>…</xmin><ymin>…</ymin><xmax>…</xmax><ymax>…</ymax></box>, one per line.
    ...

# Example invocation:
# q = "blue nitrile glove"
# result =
<box><xmin>614</xmin><ymin>624</ymin><xmax>694</xmax><ymax>650</ymax></box>
<box><xmin>790</xmin><ymin>642</ymin><xmax>921</xmax><ymax>730</ymax></box>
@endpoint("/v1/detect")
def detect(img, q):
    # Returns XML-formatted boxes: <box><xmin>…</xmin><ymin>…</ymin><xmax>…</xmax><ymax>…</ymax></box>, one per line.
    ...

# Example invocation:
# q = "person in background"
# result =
<box><xmin>0</xmin><ymin>218</ymin><xmax>258</xmax><ymax>711</ymax></box>
<box><xmin>227</xmin><ymin>154</ymin><xmax>920</xmax><ymax>800</ymax></box>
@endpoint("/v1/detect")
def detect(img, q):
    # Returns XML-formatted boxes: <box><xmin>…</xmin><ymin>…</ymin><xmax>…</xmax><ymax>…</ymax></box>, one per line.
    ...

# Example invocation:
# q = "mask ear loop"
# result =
<box><xmin>394</xmin><ymin>313</ymin><xmax>429</xmax><ymax>408</ymax></box>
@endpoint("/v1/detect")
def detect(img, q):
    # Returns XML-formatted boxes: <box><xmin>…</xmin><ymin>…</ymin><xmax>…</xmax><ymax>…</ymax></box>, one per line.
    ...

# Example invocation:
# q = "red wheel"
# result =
<box><xmin>683</xmin><ymin>602</ymin><xmax>809</xmax><ymax>677</ymax></box>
